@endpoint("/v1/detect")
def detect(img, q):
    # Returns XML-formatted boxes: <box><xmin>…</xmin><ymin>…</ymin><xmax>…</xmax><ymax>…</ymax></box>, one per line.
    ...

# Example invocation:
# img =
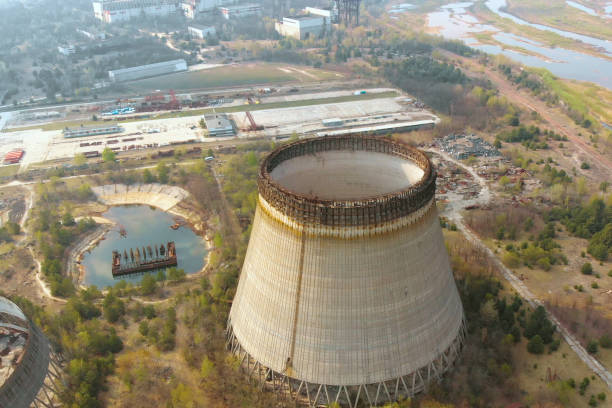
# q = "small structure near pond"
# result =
<box><xmin>112</xmin><ymin>241</ymin><xmax>177</xmax><ymax>277</ymax></box>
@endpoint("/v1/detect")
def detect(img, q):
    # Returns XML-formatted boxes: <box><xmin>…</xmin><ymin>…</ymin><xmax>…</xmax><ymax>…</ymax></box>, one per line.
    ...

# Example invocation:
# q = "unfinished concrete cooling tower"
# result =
<box><xmin>0</xmin><ymin>297</ymin><xmax>61</xmax><ymax>408</ymax></box>
<box><xmin>227</xmin><ymin>135</ymin><xmax>465</xmax><ymax>407</ymax></box>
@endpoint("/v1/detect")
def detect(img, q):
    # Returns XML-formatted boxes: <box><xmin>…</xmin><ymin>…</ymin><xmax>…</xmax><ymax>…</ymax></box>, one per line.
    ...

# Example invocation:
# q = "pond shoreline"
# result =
<box><xmin>72</xmin><ymin>199</ymin><xmax>212</xmax><ymax>289</ymax></box>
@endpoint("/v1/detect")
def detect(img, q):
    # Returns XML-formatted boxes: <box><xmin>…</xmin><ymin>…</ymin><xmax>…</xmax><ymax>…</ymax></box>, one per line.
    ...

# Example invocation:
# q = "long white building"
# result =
<box><xmin>108</xmin><ymin>59</ymin><xmax>187</xmax><ymax>82</ymax></box>
<box><xmin>93</xmin><ymin>0</ymin><xmax>179</xmax><ymax>23</ymax></box>
<box><xmin>180</xmin><ymin>0</ymin><xmax>236</xmax><ymax>18</ymax></box>
<box><xmin>219</xmin><ymin>3</ymin><xmax>261</xmax><ymax>19</ymax></box>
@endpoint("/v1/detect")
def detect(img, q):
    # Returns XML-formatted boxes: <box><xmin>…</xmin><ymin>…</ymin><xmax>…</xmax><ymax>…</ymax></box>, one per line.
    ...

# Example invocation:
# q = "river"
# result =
<box><xmin>426</xmin><ymin>2</ymin><xmax>612</xmax><ymax>90</ymax></box>
<box><xmin>485</xmin><ymin>0</ymin><xmax>612</xmax><ymax>55</ymax></box>
<box><xmin>81</xmin><ymin>205</ymin><xmax>207</xmax><ymax>288</ymax></box>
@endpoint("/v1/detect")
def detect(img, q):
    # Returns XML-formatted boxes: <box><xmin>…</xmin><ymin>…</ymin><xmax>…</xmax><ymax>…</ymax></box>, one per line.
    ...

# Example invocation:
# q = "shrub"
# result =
<box><xmin>140</xmin><ymin>274</ymin><xmax>157</xmax><ymax>296</ymax></box>
<box><xmin>503</xmin><ymin>251</ymin><xmax>521</xmax><ymax>268</ymax></box>
<box><xmin>582</xmin><ymin>263</ymin><xmax>593</xmax><ymax>275</ymax></box>
<box><xmin>592</xmin><ymin>282</ymin><xmax>599</xmax><ymax>289</ymax></box>
<box><xmin>598</xmin><ymin>393</ymin><xmax>606</xmax><ymax>401</ymax></box>
<box><xmin>587</xmin><ymin>340</ymin><xmax>598</xmax><ymax>354</ymax></box>
<box><xmin>600</xmin><ymin>334</ymin><xmax>612</xmax><ymax>349</ymax></box>
<box><xmin>580</xmin><ymin>377</ymin><xmax>590</xmax><ymax>395</ymax></box>
<box><xmin>549</xmin><ymin>339</ymin><xmax>560</xmax><ymax>352</ymax></box>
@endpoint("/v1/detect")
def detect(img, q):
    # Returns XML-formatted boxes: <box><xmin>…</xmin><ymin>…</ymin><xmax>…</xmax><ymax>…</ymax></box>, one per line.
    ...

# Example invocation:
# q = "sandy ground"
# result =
<box><xmin>92</xmin><ymin>183</ymin><xmax>190</xmax><ymax>211</ymax></box>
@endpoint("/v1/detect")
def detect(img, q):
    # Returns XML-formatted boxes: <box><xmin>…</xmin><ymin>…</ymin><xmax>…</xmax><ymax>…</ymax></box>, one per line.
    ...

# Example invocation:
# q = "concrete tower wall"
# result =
<box><xmin>230</xmin><ymin>197</ymin><xmax>462</xmax><ymax>385</ymax></box>
<box><xmin>227</xmin><ymin>135</ymin><xmax>465</xmax><ymax>406</ymax></box>
<box><xmin>0</xmin><ymin>297</ymin><xmax>54</xmax><ymax>408</ymax></box>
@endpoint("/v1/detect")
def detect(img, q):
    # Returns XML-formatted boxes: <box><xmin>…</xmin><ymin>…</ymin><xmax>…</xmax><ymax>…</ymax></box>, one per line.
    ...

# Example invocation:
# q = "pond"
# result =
<box><xmin>81</xmin><ymin>205</ymin><xmax>207</xmax><ymax>288</ymax></box>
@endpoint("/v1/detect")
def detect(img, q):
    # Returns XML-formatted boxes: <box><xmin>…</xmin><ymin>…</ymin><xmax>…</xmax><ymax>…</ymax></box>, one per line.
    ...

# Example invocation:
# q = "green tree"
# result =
<box><xmin>581</xmin><ymin>262</ymin><xmax>594</xmax><ymax>275</ymax></box>
<box><xmin>140</xmin><ymin>274</ymin><xmax>157</xmax><ymax>296</ymax></box>
<box><xmin>142</xmin><ymin>169</ymin><xmax>156</xmax><ymax>183</ymax></box>
<box><xmin>5</xmin><ymin>221</ymin><xmax>20</xmax><ymax>235</ymax></box>
<box><xmin>527</xmin><ymin>335</ymin><xmax>545</xmax><ymax>354</ymax></box>
<box><xmin>167</xmin><ymin>267</ymin><xmax>186</xmax><ymax>282</ymax></box>
<box><xmin>600</xmin><ymin>334</ymin><xmax>612</xmax><ymax>349</ymax></box>
<box><xmin>73</xmin><ymin>153</ymin><xmax>87</xmax><ymax>166</ymax></box>
<box><xmin>587</xmin><ymin>340</ymin><xmax>598</xmax><ymax>354</ymax></box>
<box><xmin>62</xmin><ymin>211</ymin><xmax>75</xmax><ymax>226</ymax></box>
<box><xmin>200</xmin><ymin>356</ymin><xmax>214</xmax><ymax>379</ymax></box>
<box><xmin>102</xmin><ymin>147</ymin><xmax>116</xmax><ymax>163</ymax></box>
<box><xmin>103</xmin><ymin>292</ymin><xmax>125</xmax><ymax>323</ymax></box>
<box><xmin>156</xmin><ymin>161</ymin><xmax>169</xmax><ymax>184</ymax></box>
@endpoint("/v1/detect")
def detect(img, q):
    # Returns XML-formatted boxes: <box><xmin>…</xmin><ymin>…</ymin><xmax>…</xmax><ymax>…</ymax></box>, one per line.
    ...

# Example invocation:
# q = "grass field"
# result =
<box><xmin>528</xmin><ymin>67</ymin><xmax>612</xmax><ymax>125</ymax></box>
<box><xmin>0</xmin><ymin>164</ymin><xmax>19</xmax><ymax>178</ymax></box>
<box><xmin>127</xmin><ymin>63</ymin><xmax>343</xmax><ymax>92</ymax></box>
<box><xmin>3</xmin><ymin>91</ymin><xmax>398</xmax><ymax>133</ymax></box>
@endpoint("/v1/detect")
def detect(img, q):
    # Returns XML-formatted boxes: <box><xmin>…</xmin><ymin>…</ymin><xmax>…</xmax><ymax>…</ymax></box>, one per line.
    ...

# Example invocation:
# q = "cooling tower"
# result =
<box><xmin>0</xmin><ymin>297</ymin><xmax>61</xmax><ymax>408</ymax></box>
<box><xmin>227</xmin><ymin>135</ymin><xmax>465</xmax><ymax>407</ymax></box>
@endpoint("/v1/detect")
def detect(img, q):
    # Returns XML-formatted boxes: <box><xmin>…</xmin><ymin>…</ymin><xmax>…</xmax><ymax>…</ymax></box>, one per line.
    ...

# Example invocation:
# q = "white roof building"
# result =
<box><xmin>188</xmin><ymin>25</ymin><xmax>217</xmax><ymax>39</ymax></box>
<box><xmin>275</xmin><ymin>14</ymin><xmax>330</xmax><ymax>40</ymax></box>
<box><xmin>92</xmin><ymin>0</ymin><xmax>178</xmax><ymax>23</ymax></box>
<box><xmin>219</xmin><ymin>3</ymin><xmax>261</xmax><ymax>19</ymax></box>
<box><xmin>108</xmin><ymin>59</ymin><xmax>187</xmax><ymax>82</ymax></box>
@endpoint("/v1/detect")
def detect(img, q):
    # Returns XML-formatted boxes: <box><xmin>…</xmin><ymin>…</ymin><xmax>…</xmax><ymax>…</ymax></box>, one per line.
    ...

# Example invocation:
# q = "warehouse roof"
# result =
<box><xmin>109</xmin><ymin>59</ymin><xmax>186</xmax><ymax>76</ymax></box>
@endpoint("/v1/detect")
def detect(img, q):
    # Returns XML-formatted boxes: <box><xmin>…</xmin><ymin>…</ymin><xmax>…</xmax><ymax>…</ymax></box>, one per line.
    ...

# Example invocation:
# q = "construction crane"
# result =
<box><xmin>245</xmin><ymin>111</ymin><xmax>263</xmax><ymax>131</ymax></box>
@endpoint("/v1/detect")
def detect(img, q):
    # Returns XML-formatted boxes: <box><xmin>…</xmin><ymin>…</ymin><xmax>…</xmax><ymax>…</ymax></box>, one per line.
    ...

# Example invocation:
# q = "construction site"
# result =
<box><xmin>0</xmin><ymin>86</ymin><xmax>438</xmax><ymax>170</ymax></box>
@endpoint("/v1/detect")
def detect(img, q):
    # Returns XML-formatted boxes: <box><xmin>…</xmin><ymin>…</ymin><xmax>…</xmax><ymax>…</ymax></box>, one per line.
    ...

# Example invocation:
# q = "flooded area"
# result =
<box><xmin>425</xmin><ymin>2</ymin><xmax>612</xmax><ymax>89</ymax></box>
<box><xmin>485</xmin><ymin>0</ymin><xmax>612</xmax><ymax>54</ymax></box>
<box><xmin>566</xmin><ymin>0</ymin><xmax>597</xmax><ymax>16</ymax></box>
<box><xmin>389</xmin><ymin>3</ymin><xmax>416</xmax><ymax>13</ymax></box>
<box><xmin>81</xmin><ymin>205</ymin><xmax>207</xmax><ymax>288</ymax></box>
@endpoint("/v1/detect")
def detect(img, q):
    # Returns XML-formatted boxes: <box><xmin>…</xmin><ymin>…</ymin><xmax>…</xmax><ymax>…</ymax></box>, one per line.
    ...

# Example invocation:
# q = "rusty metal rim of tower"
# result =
<box><xmin>258</xmin><ymin>134</ymin><xmax>437</xmax><ymax>226</ymax></box>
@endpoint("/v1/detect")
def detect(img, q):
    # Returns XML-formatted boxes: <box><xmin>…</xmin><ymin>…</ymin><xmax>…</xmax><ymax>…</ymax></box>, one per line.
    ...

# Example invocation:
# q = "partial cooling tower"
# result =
<box><xmin>227</xmin><ymin>135</ymin><xmax>465</xmax><ymax>407</ymax></box>
<box><xmin>0</xmin><ymin>297</ymin><xmax>61</xmax><ymax>408</ymax></box>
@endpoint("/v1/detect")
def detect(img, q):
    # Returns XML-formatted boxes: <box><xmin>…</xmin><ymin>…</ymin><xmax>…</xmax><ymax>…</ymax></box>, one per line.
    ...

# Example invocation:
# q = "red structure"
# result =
<box><xmin>3</xmin><ymin>149</ymin><xmax>24</xmax><ymax>164</ymax></box>
<box><xmin>112</xmin><ymin>241</ymin><xmax>177</xmax><ymax>277</ymax></box>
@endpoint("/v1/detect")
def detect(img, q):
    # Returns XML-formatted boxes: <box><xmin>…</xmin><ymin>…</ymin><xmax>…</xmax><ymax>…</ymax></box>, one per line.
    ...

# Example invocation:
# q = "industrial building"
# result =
<box><xmin>228</xmin><ymin>135</ymin><xmax>465</xmax><ymax>407</ymax></box>
<box><xmin>219</xmin><ymin>3</ymin><xmax>261</xmax><ymax>19</ymax></box>
<box><xmin>188</xmin><ymin>24</ymin><xmax>217</xmax><ymax>39</ymax></box>
<box><xmin>180</xmin><ymin>0</ymin><xmax>235</xmax><ymax>18</ymax></box>
<box><xmin>304</xmin><ymin>6</ymin><xmax>338</xmax><ymax>23</ymax></box>
<box><xmin>3</xmin><ymin>149</ymin><xmax>24</xmax><ymax>164</ymax></box>
<box><xmin>92</xmin><ymin>0</ymin><xmax>178</xmax><ymax>23</ymax></box>
<box><xmin>0</xmin><ymin>297</ymin><xmax>62</xmax><ymax>408</ymax></box>
<box><xmin>57</xmin><ymin>45</ymin><xmax>76</xmax><ymax>55</ymax></box>
<box><xmin>108</xmin><ymin>59</ymin><xmax>187</xmax><ymax>82</ymax></box>
<box><xmin>275</xmin><ymin>14</ymin><xmax>330</xmax><ymax>40</ymax></box>
<box><xmin>204</xmin><ymin>114</ymin><xmax>235</xmax><ymax>136</ymax></box>
<box><xmin>315</xmin><ymin>119</ymin><xmax>436</xmax><ymax>137</ymax></box>
<box><xmin>76</xmin><ymin>28</ymin><xmax>107</xmax><ymax>41</ymax></box>
<box><xmin>63</xmin><ymin>124</ymin><xmax>123</xmax><ymax>138</ymax></box>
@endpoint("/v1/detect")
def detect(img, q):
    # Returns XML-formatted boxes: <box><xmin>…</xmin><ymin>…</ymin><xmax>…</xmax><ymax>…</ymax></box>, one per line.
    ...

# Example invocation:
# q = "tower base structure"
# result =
<box><xmin>227</xmin><ymin>319</ymin><xmax>466</xmax><ymax>407</ymax></box>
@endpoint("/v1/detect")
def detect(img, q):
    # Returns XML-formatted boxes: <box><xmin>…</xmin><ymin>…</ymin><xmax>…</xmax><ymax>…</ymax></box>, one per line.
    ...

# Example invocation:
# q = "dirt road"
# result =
<box><xmin>435</xmin><ymin>148</ymin><xmax>612</xmax><ymax>390</ymax></box>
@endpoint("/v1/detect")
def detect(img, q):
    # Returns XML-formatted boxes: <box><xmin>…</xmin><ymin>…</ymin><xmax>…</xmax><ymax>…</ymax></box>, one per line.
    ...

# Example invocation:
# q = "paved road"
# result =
<box><xmin>434</xmin><ymin>148</ymin><xmax>612</xmax><ymax>390</ymax></box>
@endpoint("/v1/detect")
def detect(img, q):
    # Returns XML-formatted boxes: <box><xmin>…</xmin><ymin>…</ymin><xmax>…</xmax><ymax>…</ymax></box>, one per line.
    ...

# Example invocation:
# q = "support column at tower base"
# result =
<box><xmin>226</xmin><ymin>318</ymin><xmax>467</xmax><ymax>408</ymax></box>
